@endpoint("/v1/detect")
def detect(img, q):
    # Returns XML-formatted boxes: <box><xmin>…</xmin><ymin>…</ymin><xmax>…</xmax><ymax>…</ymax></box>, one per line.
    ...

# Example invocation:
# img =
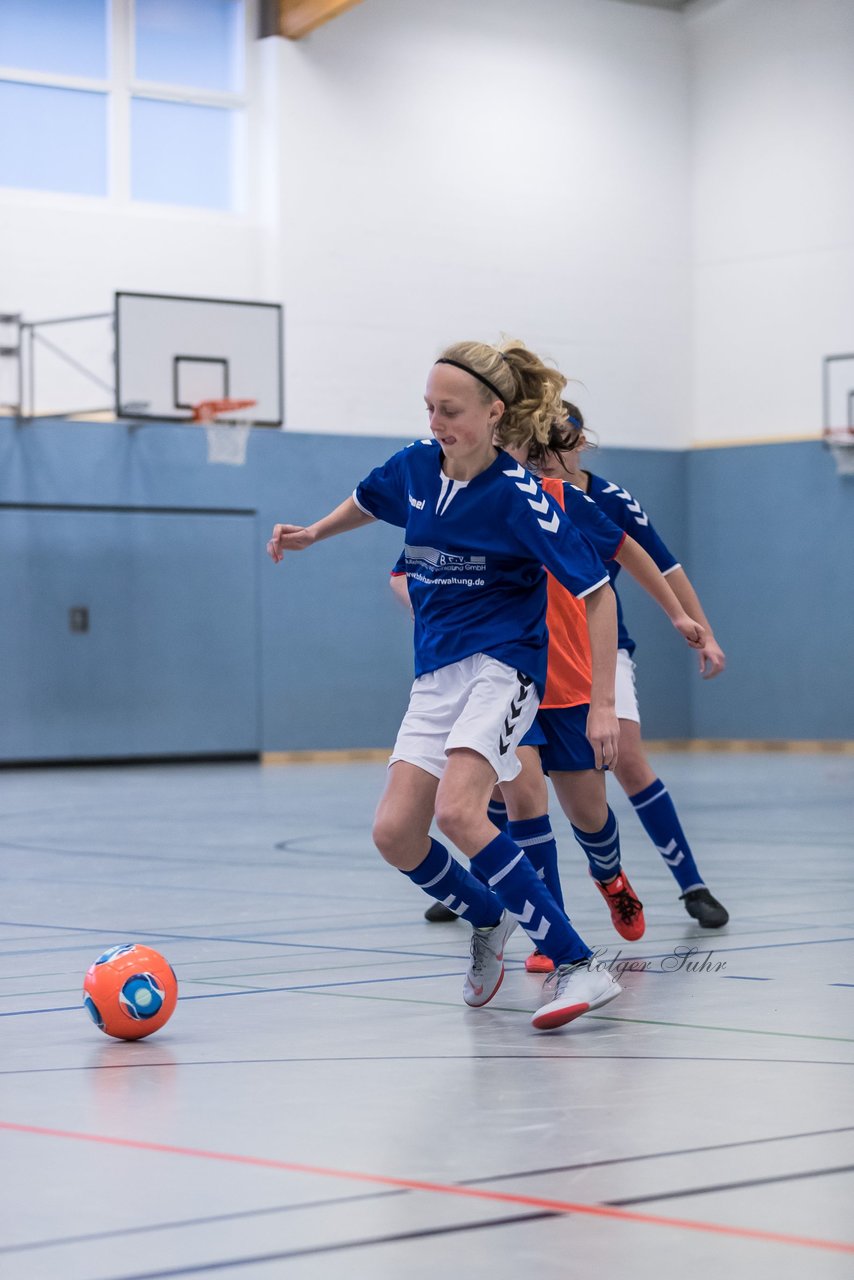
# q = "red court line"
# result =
<box><xmin>2</xmin><ymin>1121</ymin><xmax>853</xmax><ymax>1256</ymax></box>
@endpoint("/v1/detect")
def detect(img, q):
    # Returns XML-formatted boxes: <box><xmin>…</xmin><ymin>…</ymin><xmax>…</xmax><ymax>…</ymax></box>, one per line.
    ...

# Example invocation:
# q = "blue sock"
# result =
<box><xmin>630</xmin><ymin>779</ymin><xmax>705</xmax><ymax>894</ymax></box>
<box><xmin>572</xmin><ymin>807</ymin><xmax>622</xmax><ymax>884</ymax></box>
<box><xmin>470</xmin><ymin>859</ymin><xmax>489</xmax><ymax>887</ymax></box>
<box><xmin>403</xmin><ymin>838</ymin><xmax>503</xmax><ymax>928</ymax></box>
<box><xmin>469</xmin><ymin>798</ymin><xmax>510</xmax><ymax>888</ymax></box>
<box><xmin>507</xmin><ymin>815</ymin><xmax>565</xmax><ymax>911</ymax></box>
<box><xmin>487</xmin><ymin>796</ymin><xmax>509</xmax><ymax>833</ymax></box>
<box><xmin>472</xmin><ymin>832</ymin><xmax>589</xmax><ymax>965</ymax></box>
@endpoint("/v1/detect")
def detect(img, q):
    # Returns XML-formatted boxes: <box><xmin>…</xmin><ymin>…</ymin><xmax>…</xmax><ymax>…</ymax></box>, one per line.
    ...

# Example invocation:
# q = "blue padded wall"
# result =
<box><xmin>685</xmin><ymin>440</ymin><xmax>854</xmax><ymax>740</ymax></box>
<box><xmin>0</xmin><ymin>506</ymin><xmax>259</xmax><ymax>759</ymax></box>
<box><xmin>590</xmin><ymin>445</ymin><xmax>692</xmax><ymax>739</ymax></box>
<box><xmin>0</xmin><ymin>419</ymin><xmax>411</xmax><ymax>760</ymax></box>
<box><xmin>253</xmin><ymin>430</ymin><xmax>415</xmax><ymax>752</ymax></box>
<box><xmin>0</xmin><ymin>421</ymin><xmax>849</xmax><ymax>760</ymax></box>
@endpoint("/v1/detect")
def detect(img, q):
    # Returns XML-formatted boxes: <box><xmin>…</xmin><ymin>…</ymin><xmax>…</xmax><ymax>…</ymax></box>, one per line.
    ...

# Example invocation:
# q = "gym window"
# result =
<box><xmin>0</xmin><ymin>0</ymin><xmax>247</xmax><ymax>211</ymax></box>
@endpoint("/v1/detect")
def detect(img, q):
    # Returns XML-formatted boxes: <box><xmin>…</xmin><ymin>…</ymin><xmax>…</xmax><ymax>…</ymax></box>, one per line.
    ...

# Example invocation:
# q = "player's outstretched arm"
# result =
<box><xmin>584</xmin><ymin>583</ymin><xmax>620</xmax><ymax>771</ymax></box>
<box><xmin>615</xmin><ymin>537</ymin><xmax>705</xmax><ymax>650</ymax></box>
<box><xmin>267</xmin><ymin>497</ymin><xmax>375</xmax><ymax>562</ymax></box>
<box><xmin>659</xmin><ymin>566</ymin><xmax>726</xmax><ymax>678</ymax></box>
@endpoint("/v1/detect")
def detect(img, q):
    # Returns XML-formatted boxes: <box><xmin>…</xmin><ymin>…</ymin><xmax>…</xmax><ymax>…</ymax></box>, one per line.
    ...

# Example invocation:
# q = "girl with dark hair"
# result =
<box><xmin>519</xmin><ymin>404</ymin><xmax>729</xmax><ymax>936</ymax></box>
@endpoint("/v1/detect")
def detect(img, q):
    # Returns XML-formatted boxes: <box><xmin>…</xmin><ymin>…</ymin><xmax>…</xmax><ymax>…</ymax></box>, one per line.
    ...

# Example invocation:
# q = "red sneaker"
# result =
<box><xmin>525</xmin><ymin>950</ymin><xmax>555</xmax><ymax>974</ymax></box>
<box><xmin>592</xmin><ymin>871</ymin><xmax>645</xmax><ymax>941</ymax></box>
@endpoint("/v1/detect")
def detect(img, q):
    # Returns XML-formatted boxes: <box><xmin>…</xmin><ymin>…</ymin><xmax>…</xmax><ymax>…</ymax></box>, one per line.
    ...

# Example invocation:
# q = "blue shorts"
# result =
<box><xmin>519</xmin><ymin>719</ymin><xmax>547</xmax><ymax>748</ymax></box>
<box><xmin>520</xmin><ymin>705</ymin><xmax>597</xmax><ymax>773</ymax></box>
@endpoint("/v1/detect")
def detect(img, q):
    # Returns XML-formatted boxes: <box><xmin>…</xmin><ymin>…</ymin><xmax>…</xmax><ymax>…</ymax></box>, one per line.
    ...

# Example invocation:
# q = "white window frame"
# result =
<box><xmin>0</xmin><ymin>0</ymin><xmax>254</xmax><ymax>216</ymax></box>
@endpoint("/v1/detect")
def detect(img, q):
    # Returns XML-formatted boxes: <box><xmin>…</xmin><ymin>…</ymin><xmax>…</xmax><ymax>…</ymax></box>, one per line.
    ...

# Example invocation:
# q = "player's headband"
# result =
<box><xmin>434</xmin><ymin>358</ymin><xmax>507</xmax><ymax>405</ymax></box>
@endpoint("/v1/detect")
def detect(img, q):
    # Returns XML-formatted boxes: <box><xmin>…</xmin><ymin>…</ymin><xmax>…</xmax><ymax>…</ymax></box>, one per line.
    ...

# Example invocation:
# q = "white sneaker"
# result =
<box><xmin>463</xmin><ymin>911</ymin><xmax>518</xmax><ymax>1008</ymax></box>
<box><xmin>531</xmin><ymin>958</ymin><xmax>621</xmax><ymax>1031</ymax></box>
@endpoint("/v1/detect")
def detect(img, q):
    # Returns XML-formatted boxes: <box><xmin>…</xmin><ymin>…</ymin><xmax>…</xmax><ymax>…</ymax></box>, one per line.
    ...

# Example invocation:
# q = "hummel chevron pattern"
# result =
<box><xmin>511</xmin><ymin>899</ymin><xmax>552</xmax><ymax>942</ymax></box>
<box><xmin>569</xmin><ymin>483</ymin><xmax>597</xmax><ymax>506</ymax></box>
<box><xmin>657</xmin><ymin>838</ymin><xmax>685</xmax><ymax>867</ymax></box>
<box><xmin>588</xmin><ymin>850</ymin><xmax>620</xmax><ymax>872</ymax></box>
<box><xmin>498</xmin><ymin>673</ymin><xmax>534</xmax><ymax>755</ymax></box>
<box><xmin>600</xmin><ymin>481</ymin><xmax>649</xmax><ymax>527</ymax></box>
<box><xmin>503</xmin><ymin>464</ymin><xmax>560</xmax><ymax>533</ymax></box>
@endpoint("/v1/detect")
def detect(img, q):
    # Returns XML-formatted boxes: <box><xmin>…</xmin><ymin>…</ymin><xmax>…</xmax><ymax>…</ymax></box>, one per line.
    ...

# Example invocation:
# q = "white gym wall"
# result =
<box><xmin>689</xmin><ymin>0</ymin><xmax>854</xmax><ymax>444</ymax></box>
<box><xmin>1</xmin><ymin>0</ymin><xmax>852</xmax><ymax>444</ymax></box>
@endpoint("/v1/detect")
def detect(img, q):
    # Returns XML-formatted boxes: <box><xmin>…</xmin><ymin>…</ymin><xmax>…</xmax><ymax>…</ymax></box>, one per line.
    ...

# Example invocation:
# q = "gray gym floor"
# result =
<box><xmin>1</xmin><ymin>752</ymin><xmax>853</xmax><ymax>1279</ymax></box>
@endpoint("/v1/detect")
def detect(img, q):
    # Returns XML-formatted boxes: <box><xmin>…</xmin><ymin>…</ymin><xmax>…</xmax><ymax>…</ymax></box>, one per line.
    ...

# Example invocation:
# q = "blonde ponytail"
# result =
<box><xmin>436</xmin><ymin>339</ymin><xmax>566</xmax><ymax>451</ymax></box>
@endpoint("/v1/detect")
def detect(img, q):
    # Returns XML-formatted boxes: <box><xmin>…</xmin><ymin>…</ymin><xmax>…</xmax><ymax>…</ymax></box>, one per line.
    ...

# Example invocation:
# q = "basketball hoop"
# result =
<box><xmin>822</xmin><ymin>426</ymin><xmax>854</xmax><ymax>477</ymax></box>
<box><xmin>191</xmin><ymin>398</ymin><xmax>257</xmax><ymax>467</ymax></box>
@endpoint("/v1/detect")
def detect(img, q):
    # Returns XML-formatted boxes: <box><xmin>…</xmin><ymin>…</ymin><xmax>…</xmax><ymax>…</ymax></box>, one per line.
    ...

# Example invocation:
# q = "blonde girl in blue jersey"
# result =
<box><xmin>268</xmin><ymin>341</ymin><xmax>705</xmax><ymax>1030</ymax></box>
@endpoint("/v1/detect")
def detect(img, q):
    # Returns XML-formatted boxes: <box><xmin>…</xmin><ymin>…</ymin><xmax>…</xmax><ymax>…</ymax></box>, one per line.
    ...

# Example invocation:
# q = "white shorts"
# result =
<box><xmin>390</xmin><ymin>654</ymin><xmax>540</xmax><ymax>784</ymax></box>
<box><xmin>615</xmin><ymin>649</ymin><xmax>641</xmax><ymax>724</ymax></box>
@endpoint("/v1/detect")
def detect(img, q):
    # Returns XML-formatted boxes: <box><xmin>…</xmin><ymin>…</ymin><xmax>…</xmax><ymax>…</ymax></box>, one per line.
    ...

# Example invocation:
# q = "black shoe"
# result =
<box><xmin>681</xmin><ymin>887</ymin><xmax>729</xmax><ymax>928</ymax></box>
<box><xmin>424</xmin><ymin>901</ymin><xmax>459</xmax><ymax>923</ymax></box>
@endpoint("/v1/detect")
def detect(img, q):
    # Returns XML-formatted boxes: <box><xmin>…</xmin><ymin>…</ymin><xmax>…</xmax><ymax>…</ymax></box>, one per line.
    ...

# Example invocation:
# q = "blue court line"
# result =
<box><xmin>81</xmin><ymin>1212</ymin><xmax>562</xmax><ymax>1278</ymax></box>
<box><xmin>2</xmin><ymin>925</ymin><xmax>853</xmax><ymax>1012</ymax></box>
<box><xmin>2</xmin><ymin>918</ymin><xmax>854</xmax><ymax>966</ymax></box>
<box><xmin>0</xmin><ymin>970</ymin><xmax>469</xmax><ymax>1017</ymax></box>
<box><xmin>723</xmin><ymin>975</ymin><xmax>771</xmax><ymax>982</ymax></box>
<box><xmin>0</xmin><ymin>1188</ymin><xmax>411</xmax><ymax>1257</ymax></box>
<box><xmin>0</xmin><ymin>905</ymin><xmax>413</xmax><ymax>936</ymax></box>
<box><xmin>8</xmin><ymin>875</ymin><xmax>369</xmax><ymax>903</ymax></box>
<box><xmin>0</xmin><ymin>932</ymin><xmax>470</xmax><ymax>962</ymax></box>
<box><xmin>608</xmin><ymin>1162</ymin><xmax>854</xmax><ymax>1207</ymax></box>
<box><xmin>0</xmin><ymin>1005</ymin><xmax>79</xmax><ymax>1017</ymax></box>
<box><xmin>8</xmin><ymin>864</ymin><xmax>409</xmax><ymax>905</ymax></box>
<box><xmin>0</xmin><ymin>915</ymin><xmax>429</xmax><ymax>951</ymax></box>
<box><xmin>182</xmin><ymin>971</ymin><xmax>467</xmax><ymax>997</ymax></box>
<box><xmin>1</xmin><ymin>921</ymin><xmax>819</xmax><ymax>962</ymax></box>
<box><xmin>0</xmin><ymin>924</ymin><xmax>478</xmax><ymax>966</ymax></box>
<box><xmin>0</xmin><ymin>907</ymin><xmax>410</xmax><ymax>938</ymax></box>
<box><xmin>0</xmin><ymin>838</ymin><xmax>372</xmax><ymax>872</ymax></box>
<box><xmin>6</xmin><ymin>958</ymin><xmax>854</xmax><ymax>1020</ymax></box>
<box><xmin>615</xmin><ymin>936</ymin><xmax>854</xmax><ymax>961</ymax></box>
<box><xmin>830</xmin><ymin>983</ymin><xmax>854</xmax><ymax>988</ymax></box>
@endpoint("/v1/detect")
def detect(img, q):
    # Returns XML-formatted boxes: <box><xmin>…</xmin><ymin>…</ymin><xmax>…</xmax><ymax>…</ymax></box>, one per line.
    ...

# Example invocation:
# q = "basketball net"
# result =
<box><xmin>823</xmin><ymin>426</ymin><xmax>854</xmax><ymax>477</ymax></box>
<box><xmin>191</xmin><ymin>399</ymin><xmax>257</xmax><ymax>466</ymax></box>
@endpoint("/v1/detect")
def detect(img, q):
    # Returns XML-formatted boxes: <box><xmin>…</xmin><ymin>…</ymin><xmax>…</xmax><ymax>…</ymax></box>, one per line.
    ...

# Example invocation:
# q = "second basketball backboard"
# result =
<box><xmin>822</xmin><ymin>352</ymin><xmax>854</xmax><ymax>431</ymax></box>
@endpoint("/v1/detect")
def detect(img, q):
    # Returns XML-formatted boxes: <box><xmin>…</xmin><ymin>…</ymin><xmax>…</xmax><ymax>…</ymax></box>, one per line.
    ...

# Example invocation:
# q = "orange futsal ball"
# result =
<box><xmin>83</xmin><ymin>944</ymin><xmax>178</xmax><ymax>1040</ymax></box>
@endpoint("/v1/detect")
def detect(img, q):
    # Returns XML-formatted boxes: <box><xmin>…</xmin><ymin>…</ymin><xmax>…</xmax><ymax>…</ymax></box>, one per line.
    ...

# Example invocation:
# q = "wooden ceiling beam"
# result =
<box><xmin>279</xmin><ymin>0</ymin><xmax>365</xmax><ymax>40</ymax></box>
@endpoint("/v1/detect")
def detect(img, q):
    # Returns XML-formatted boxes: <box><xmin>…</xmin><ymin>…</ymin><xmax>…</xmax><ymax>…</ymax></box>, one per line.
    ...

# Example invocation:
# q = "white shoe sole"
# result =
<box><xmin>531</xmin><ymin>977</ymin><xmax>622</xmax><ymax>1031</ymax></box>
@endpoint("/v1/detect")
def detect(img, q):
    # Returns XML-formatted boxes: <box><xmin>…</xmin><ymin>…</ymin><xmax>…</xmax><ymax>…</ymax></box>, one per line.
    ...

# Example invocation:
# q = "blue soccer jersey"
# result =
<box><xmin>586</xmin><ymin>473</ymin><xmax>680</xmax><ymax>655</ymax></box>
<box><xmin>560</xmin><ymin>481</ymin><xmax>627</xmax><ymax>563</ymax></box>
<box><xmin>389</xmin><ymin>480</ymin><xmax>625</xmax><ymax>576</ymax></box>
<box><xmin>355</xmin><ymin>440</ymin><xmax>609</xmax><ymax>694</ymax></box>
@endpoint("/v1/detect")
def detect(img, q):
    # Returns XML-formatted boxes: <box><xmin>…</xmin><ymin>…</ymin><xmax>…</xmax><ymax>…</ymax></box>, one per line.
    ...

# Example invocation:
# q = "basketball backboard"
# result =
<box><xmin>115</xmin><ymin>291</ymin><xmax>283</xmax><ymax>426</ymax></box>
